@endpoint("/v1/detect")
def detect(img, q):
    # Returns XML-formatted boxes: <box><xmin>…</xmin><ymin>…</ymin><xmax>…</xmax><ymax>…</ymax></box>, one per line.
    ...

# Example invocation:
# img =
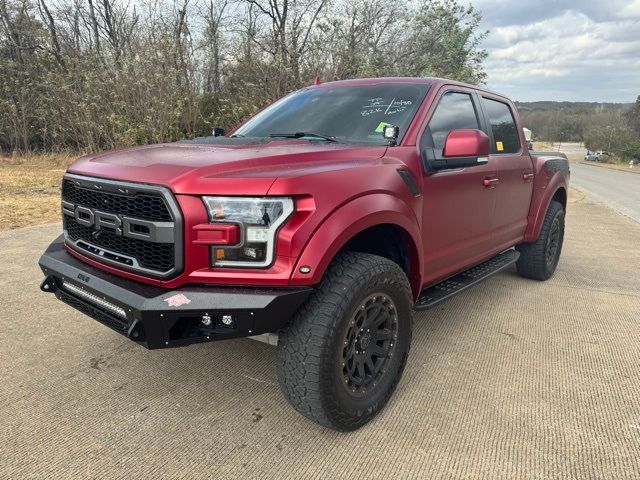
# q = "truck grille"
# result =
<box><xmin>62</xmin><ymin>180</ymin><xmax>172</xmax><ymax>221</ymax></box>
<box><xmin>64</xmin><ymin>217</ymin><xmax>175</xmax><ymax>271</ymax></box>
<box><xmin>61</xmin><ymin>174</ymin><xmax>183</xmax><ymax>278</ymax></box>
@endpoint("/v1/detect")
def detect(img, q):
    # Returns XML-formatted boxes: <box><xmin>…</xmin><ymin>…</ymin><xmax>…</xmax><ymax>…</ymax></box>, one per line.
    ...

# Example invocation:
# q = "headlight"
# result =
<box><xmin>202</xmin><ymin>196</ymin><xmax>294</xmax><ymax>267</ymax></box>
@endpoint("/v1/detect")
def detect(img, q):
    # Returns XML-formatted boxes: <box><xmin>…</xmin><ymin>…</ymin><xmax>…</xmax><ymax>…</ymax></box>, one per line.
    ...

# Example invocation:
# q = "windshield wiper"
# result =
<box><xmin>269</xmin><ymin>132</ymin><xmax>340</xmax><ymax>143</ymax></box>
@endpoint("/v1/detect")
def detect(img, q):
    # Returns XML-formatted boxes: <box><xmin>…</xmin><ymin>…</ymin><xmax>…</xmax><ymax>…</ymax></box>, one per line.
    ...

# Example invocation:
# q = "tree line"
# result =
<box><xmin>582</xmin><ymin>97</ymin><xmax>640</xmax><ymax>161</ymax></box>
<box><xmin>0</xmin><ymin>0</ymin><xmax>488</xmax><ymax>153</ymax></box>
<box><xmin>518</xmin><ymin>99</ymin><xmax>640</xmax><ymax>161</ymax></box>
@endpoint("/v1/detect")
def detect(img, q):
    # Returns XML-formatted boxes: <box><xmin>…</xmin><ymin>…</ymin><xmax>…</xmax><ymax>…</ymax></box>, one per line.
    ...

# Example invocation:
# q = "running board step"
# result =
<box><xmin>415</xmin><ymin>250</ymin><xmax>520</xmax><ymax>311</ymax></box>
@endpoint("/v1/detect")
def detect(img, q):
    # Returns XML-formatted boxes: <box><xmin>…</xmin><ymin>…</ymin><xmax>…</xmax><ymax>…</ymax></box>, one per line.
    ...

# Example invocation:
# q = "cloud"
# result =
<box><xmin>473</xmin><ymin>1</ymin><xmax>640</xmax><ymax>101</ymax></box>
<box><xmin>474</xmin><ymin>0</ymin><xmax>640</xmax><ymax>26</ymax></box>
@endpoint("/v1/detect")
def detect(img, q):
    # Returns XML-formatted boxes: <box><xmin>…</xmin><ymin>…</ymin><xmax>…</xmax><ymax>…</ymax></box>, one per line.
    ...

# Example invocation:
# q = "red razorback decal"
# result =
<box><xmin>163</xmin><ymin>293</ymin><xmax>192</xmax><ymax>307</ymax></box>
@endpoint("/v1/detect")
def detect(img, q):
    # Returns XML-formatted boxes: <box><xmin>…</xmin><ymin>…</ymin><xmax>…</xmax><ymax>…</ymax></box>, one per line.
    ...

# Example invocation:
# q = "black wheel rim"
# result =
<box><xmin>546</xmin><ymin>217</ymin><xmax>561</xmax><ymax>266</ymax></box>
<box><xmin>341</xmin><ymin>294</ymin><xmax>399</xmax><ymax>397</ymax></box>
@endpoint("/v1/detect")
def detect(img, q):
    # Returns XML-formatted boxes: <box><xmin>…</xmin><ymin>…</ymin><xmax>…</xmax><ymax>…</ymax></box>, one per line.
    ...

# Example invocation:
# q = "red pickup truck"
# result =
<box><xmin>40</xmin><ymin>77</ymin><xmax>569</xmax><ymax>431</ymax></box>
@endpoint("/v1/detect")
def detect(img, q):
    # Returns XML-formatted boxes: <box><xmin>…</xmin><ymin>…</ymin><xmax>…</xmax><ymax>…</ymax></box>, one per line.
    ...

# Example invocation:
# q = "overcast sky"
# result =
<box><xmin>474</xmin><ymin>0</ymin><xmax>640</xmax><ymax>102</ymax></box>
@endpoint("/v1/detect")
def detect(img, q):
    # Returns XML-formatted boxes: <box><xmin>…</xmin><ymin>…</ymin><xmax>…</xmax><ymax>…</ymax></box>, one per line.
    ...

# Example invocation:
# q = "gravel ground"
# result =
<box><xmin>1</xmin><ymin>189</ymin><xmax>639</xmax><ymax>479</ymax></box>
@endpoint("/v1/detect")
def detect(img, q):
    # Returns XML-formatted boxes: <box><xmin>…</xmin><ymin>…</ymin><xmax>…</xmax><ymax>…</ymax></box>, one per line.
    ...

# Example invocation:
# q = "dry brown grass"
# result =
<box><xmin>532</xmin><ymin>141</ymin><xmax>558</xmax><ymax>151</ymax></box>
<box><xmin>0</xmin><ymin>153</ymin><xmax>76</xmax><ymax>230</ymax></box>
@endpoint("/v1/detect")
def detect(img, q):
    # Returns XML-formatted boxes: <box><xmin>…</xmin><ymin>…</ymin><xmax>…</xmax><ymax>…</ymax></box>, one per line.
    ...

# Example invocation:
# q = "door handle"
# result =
<box><xmin>483</xmin><ymin>177</ymin><xmax>499</xmax><ymax>188</ymax></box>
<box><xmin>523</xmin><ymin>172</ymin><xmax>534</xmax><ymax>181</ymax></box>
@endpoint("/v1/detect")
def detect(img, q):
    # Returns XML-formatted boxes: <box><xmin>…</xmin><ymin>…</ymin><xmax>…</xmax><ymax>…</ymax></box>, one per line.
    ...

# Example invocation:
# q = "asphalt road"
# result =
<box><xmin>2</xmin><ymin>190</ymin><xmax>640</xmax><ymax>479</ymax></box>
<box><xmin>569</xmin><ymin>161</ymin><xmax>640</xmax><ymax>223</ymax></box>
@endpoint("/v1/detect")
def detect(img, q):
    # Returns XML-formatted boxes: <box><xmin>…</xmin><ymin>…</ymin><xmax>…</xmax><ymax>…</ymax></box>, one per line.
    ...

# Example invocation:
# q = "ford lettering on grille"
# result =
<box><xmin>61</xmin><ymin>174</ymin><xmax>183</xmax><ymax>278</ymax></box>
<box><xmin>61</xmin><ymin>200</ymin><xmax>173</xmax><ymax>243</ymax></box>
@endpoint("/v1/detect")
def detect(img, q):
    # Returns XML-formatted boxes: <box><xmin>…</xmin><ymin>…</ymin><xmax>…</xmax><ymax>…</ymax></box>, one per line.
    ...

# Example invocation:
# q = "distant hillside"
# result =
<box><xmin>516</xmin><ymin>101</ymin><xmax>631</xmax><ymax>112</ymax></box>
<box><xmin>515</xmin><ymin>101</ymin><xmax>633</xmax><ymax>142</ymax></box>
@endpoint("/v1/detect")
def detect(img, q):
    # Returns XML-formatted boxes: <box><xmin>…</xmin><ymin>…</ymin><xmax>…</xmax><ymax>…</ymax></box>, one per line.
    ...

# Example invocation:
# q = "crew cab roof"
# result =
<box><xmin>311</xmin><ymin>77</ymin><xmax>511</xmax><ymax>102</ymax></box>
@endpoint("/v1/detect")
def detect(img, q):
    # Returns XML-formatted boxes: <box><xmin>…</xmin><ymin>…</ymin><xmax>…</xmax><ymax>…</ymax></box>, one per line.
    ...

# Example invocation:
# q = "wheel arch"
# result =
<box><xmin>551</xmin><ymin>186</ymin><xmax>567</xmax><ymax>210</ymax></box>
<box><xmin>524</xmin><ymin>182</ymin><xmax>568</xmax><ymax>242</ymax></box>
<box><xmin>290</xmin><ymin>194</ymin><xmax>423</xmax><ymax>299</ymax></box>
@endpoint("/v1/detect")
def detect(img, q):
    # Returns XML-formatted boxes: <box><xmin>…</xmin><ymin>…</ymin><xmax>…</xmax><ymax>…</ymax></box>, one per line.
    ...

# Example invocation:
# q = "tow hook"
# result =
<box><xmin>40</xmin><ymin>276</ymin><xmax>57</xmax><ymax>293</ymax></box>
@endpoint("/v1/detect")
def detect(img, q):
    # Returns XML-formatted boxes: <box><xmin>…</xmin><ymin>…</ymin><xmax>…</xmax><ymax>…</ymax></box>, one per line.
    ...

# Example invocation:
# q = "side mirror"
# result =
<box><xmin>423</xmin><ymin>129</ymin><xmax>490</xmax><ymax>171</ymax></box>
<box><xmin>212</xmin><ymin>127</ymin><xmax>226</xmax><ymax>137</ymax></box>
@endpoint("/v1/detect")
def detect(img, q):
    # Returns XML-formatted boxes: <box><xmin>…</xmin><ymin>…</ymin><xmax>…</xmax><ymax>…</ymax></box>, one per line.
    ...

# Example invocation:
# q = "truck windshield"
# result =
<box><xmin>233</xmin><ymin>83</ymin><xmax>430</xmax><ymax>145</ymax></box>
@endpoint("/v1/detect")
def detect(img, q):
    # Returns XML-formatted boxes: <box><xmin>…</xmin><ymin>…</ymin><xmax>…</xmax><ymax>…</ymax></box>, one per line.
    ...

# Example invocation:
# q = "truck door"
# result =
<box><xmin>478</xmin><ymin>96</ymin><xmax>534</xmax><ymax>248</ymax></box>
<box><xmin>419</xmin><ymin>89</ymin><xmax>498</xmax><ymax>285</ymax></box>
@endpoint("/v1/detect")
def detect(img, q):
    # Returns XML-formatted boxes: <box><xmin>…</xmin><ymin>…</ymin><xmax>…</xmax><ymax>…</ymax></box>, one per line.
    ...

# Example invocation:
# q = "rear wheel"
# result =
<box><xmin>277</xmin><ymin>252</ymin><xmax>413</xmax><ymax>431</ymax></box>
<box><xmin>516</xmin><ymin>200</ymin><xmax>565</xmax><ymax>280</ymax></box>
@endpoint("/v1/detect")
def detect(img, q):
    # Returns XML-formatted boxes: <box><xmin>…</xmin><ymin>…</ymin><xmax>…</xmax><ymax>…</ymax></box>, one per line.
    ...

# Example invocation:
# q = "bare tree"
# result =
<box><xmin>87</xmin><ymin>0</ymin><xmax>101</xmax><ymax>53</ymax></box>
<box><xmin>37</xmin><ymin>0</ymin><xmax>66</xmax><ymax>69</ymax></box>
<box><xmin>201</xmin><ymin>0</ymin><xmax>227</xmax><ymax>94</ymax></box>
<box><xmin>0</xmin><ymin>0</ymin><xmax>490</xmax><ymax>153</ymax></box>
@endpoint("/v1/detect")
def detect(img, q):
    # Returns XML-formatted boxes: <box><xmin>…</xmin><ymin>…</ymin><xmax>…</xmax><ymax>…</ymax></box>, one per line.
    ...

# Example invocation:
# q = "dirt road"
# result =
<box><xmin>1</xmin><ymin>190</ymin><xmax>639</xmax><ymax>479</ymax></box>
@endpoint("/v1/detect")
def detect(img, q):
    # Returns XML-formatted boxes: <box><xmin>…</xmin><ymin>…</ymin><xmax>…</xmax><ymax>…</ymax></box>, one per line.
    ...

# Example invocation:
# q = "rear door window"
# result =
<box><xmin>481</xmin><ymin>98</ymin><xmax>520</xmax><ymax>154</ymax></box>
<box><xmin>421</xmin><ymin>92</ymin><xmax>480</xmax><ymax>152</ymax></box>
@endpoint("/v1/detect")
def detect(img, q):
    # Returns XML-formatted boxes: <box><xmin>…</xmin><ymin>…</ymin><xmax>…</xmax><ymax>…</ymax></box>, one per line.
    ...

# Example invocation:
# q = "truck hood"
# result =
<box><xmin>68</xmin><ymin>141</ymin><xmax>388</xmax><ymax>195</ymax></box>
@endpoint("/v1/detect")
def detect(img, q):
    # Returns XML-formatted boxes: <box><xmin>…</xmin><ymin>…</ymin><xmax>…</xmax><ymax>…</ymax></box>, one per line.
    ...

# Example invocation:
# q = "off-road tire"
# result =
<box><xmin>277</xmin><ymin>252</ymin><xmax>413</xmax><ymax>431</ymax></box>
<box><xmin>516</xmin><ymin>200</ymin><xmax>565</xmax><ymax>281</ymax></box>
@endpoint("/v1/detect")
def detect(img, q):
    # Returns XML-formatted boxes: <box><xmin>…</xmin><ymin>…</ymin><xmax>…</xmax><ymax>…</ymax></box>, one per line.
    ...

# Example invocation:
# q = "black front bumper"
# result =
<box><xmin>39</xmin><ymin>236</ymin><xmax>312</xmax><ymax>349</ymax></box>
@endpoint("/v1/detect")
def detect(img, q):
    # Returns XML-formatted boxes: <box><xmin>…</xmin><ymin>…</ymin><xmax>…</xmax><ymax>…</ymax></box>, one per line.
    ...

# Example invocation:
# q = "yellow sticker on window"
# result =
<box><xmin>375</xmin><ymin>121</ymin><xmax>391</xmax><ymax>133</ymax></box>
<box><xmin>496</xmin><ymin>141</ymin><xmax>504</xmax><ymax>152</ymax></box>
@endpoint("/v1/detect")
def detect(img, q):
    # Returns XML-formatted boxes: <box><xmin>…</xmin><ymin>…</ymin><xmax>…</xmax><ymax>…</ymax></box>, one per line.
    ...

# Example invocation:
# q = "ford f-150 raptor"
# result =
<box><xmin>39</xmin><ymin>77</ymin><xmax>569</xmax><ymax>431</ymax></box>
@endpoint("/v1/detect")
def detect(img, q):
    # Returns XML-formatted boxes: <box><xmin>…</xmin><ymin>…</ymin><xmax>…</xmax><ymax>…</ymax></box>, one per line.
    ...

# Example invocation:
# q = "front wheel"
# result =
<box><xmin>277</xmin><ymin>252</ymin><xmax>413</xmax><ymax>431</ymax></box>
<box><xmin>516</xmin><ymin>200</ymin><xmax>565</xmax><ymax>280</ymax></box>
